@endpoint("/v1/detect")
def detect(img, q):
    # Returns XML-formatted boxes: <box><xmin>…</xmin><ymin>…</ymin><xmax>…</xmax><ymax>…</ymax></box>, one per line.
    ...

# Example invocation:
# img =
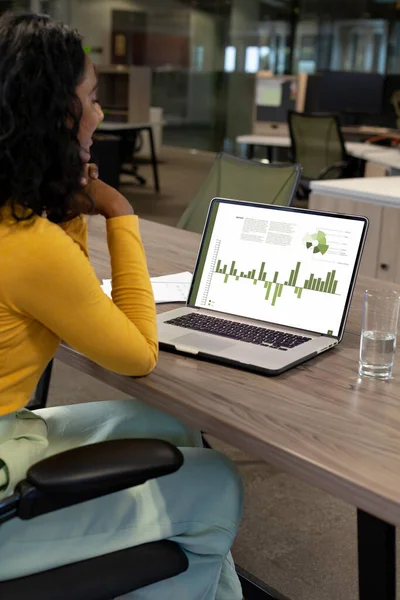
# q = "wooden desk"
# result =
<box><xmin>57</xmin><ymin>216</ymin><xmax>400</xmax><ymax>600</ymax></box>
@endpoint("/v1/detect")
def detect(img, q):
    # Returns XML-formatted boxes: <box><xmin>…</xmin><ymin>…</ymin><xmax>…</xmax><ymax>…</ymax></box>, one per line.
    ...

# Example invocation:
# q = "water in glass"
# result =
<box><xmin>359</xmin><ymin>330</ymin><xmax>396</xmax><ymax>379</ymax></box>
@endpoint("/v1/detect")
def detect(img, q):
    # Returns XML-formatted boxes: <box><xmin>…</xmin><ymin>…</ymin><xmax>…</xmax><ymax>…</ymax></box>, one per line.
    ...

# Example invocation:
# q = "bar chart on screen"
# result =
<box><xmin>213</xmin><ymin>258</ymin><xmax>339</xmax><ymax>305</ymax></box>
<box><xmin>191</xmin><ymin>202</ymin><xmax>365</xmax><ymax>337</ymax></box>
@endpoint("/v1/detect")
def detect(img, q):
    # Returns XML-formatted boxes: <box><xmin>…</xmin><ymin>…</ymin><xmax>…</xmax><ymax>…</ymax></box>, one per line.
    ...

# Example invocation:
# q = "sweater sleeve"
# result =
<box><xmin>7</xmin><ymin>215</ymin><xmax>158</xmax><ymax>376</ymax></box>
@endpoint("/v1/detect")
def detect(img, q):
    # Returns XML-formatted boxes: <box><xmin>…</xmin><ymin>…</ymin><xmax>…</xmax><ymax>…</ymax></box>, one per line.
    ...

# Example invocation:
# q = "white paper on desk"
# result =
<box><xmin>101</xmin><ymin>272</ymin><xmax>192</xmax><ymax>304</ymax></box>
<box><xmin>151</xmin><ymin>272</ymin><xmax>192</xmax><ymax>303</ymax></box>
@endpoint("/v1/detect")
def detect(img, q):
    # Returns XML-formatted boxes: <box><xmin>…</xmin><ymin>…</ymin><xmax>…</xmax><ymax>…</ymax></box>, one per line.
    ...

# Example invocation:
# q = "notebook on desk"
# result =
<box><xmin>158</xmin><ymin>198</ymin><xmax>368</xmax><ymax>376</ymax></box>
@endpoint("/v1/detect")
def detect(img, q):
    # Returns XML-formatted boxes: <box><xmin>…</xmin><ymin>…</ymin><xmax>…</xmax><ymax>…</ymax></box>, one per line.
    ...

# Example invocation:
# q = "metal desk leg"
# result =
<box><xmin>29</xmin><ymin>359</ymin><xmax>54</xmax><ymax>411</ymax></box>
<box><xmin>358</xmin><ymin>509</ymin><xmax>396</xmax><ymax>600</ymax></box>
<box><xmin>237</xmin><ymin>566</ymin><xmax>290</xmax><ymax>600</ymax></box>
<box><xmin>147</xmin><ymin>127</ymin><xmax>160</xmax><ymax>193</ymax></box>
<box><xmin>247</xmin><ymin>144</ymin><xmax>255</xmax><ymax>160</ymax></box>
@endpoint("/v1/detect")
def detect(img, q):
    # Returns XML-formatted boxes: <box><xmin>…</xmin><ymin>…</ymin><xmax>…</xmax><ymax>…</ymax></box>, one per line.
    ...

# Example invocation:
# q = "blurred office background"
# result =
<box><xmin>3</xmin><ymin>3</ymin><xmax>400</xmax><ymax>599</ymax></box>
<box><xmin>2</xmin><ymin>0</ymin><xmax>400</xmax><ymax>152</ymax></box>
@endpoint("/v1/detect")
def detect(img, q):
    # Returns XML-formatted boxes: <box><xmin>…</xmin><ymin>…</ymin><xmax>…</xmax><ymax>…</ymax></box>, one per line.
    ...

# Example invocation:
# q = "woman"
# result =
<box><xmin>0</xmin><ymin>13</ymin><xmax>243</xmax><ymax>600</ymax></box>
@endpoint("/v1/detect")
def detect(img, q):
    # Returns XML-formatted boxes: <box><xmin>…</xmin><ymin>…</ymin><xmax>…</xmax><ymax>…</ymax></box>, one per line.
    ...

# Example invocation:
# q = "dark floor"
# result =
<box><xmin>48</xmin><ymin>146</ymin><xmax>400</xmax><ymax>600</ymax></box>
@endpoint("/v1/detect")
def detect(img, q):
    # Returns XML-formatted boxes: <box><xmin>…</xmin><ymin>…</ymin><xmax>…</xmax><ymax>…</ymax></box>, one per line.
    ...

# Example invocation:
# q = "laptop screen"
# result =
<box><xmin>188</xmin><ymin>199</ymin><xmax>367</xmax><ymax>337</ymax></box>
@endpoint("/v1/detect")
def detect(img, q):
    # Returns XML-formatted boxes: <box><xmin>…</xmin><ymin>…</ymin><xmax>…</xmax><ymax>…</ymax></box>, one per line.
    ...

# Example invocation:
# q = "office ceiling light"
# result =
<box><xmin>224</xmin><ymin>46</ymin><xmax>236</xmax><ymax>73</ymax></box>
<box><xmin>245</xmin><ymin>47</ymin><xmax>260</xmax><ymax>74</ymax></box>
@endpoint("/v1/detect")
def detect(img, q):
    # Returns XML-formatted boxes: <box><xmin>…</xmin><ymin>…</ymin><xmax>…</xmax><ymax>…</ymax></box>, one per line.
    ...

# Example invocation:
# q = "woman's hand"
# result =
<box><xmin>81</xmin><ymin>168</ymin><xmax>134</xmax><ymax>220</ymax></box>
<box><xmin>80</xmin><ymin>163</ymin><xmax>99</xmax><ymax>187</ymax></box>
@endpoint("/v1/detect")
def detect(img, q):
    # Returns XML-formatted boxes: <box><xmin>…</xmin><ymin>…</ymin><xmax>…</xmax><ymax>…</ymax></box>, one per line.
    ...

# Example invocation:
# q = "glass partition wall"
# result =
<box><xmin>4</xmin><ymin>0</ymin><xmax>400</xmax><ymax>151</ymax></box>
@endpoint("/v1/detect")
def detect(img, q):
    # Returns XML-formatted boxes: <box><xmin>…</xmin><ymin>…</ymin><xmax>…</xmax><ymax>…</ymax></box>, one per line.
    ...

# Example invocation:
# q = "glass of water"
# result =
<box><xmin>359</xmin><ymin>290</ymin><xmax>400</xmax><ymax>380</ymax></box>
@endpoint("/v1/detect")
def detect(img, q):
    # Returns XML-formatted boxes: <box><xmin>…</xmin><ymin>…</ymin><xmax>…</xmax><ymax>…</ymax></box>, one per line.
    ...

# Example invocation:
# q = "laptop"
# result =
<box><xmin>158</xmin><ymin>198</ymin><xmax>368</xmax><ymax>376</ymax></box>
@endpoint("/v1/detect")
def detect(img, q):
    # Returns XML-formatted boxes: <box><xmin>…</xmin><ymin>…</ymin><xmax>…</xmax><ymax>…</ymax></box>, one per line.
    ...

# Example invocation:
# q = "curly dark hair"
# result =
<box><xmin>0</xmin><ymin>12</ymin><xmax>87</xmax><ymax>222</ymax></box>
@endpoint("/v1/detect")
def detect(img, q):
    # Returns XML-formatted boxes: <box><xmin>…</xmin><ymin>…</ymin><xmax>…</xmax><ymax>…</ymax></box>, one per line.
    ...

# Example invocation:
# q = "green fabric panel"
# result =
<box><xmin>177</xmin><ymin>154</ymin><xmax>299</xmax><ymax>234</ymax></box>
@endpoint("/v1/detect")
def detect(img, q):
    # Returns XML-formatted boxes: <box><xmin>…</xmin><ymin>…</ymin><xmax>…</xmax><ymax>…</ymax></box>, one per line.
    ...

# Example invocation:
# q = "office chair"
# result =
<box><xmin>93</xmin><ymin>130</ymin><xmax>149</xmax><ymax>190</ymax></box>
<box><xmin>0</xmin><ymin>439</ymin><xmax>188</xmax><ymax>600</ymax></box>
<box><xmin>28</xmin><ymin>360</ymin><xmax>54</xmax><ymax>411</ymax></box>
<box><xmin>177</xmin><ymin>152</ymin><xmax>302</xmax><ymax>235</ymax></box>
<box><xmin>91</xmin><ymin>135</ymin><xmax>121</xmax><ymax>189</ymax></box>
<box><xmin>288</xmin><ymin>111</ymin><xmax>351</xmax><ymax>199</ymax></box>
<box><xmin>119</xmin><ymin>130</ymin><xmax>147</xmax><ymax>187</ymax></box>
<box><xmin>391</xmin><ymin>90</ymin><xmax>400</xmax><ymax>130</ymax></box>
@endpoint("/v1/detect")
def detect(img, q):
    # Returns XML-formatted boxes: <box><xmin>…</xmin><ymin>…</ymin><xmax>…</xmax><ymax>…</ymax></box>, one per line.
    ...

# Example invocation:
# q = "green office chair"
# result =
<box><xmin>288</xmin><ymin>111</ymin><xmax>351</xmax><ymax>198</ymax></box>
<box><xmin>177</xmin><ymin>153</ymin><xmax>302</xmax><ymax>234</ymax></box>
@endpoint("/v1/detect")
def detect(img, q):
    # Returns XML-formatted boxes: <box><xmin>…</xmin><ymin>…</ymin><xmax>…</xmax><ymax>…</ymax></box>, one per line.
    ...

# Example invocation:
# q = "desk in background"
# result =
<box><xmin>341</xmin><ymin>125</ymin><xmax>400</xmax><ymax>141</ymax></box>
<box><xmin>310</xmin><ymin>177</ymin><xmax>400</xmax><ymax>285</ymax></box>
<box><xmin>253</xmin><ymin>122</ymin><xmax>399</xmax><ymax>139</ymax></box>
<box><xmin>236</xmin><ymin>134</ymin><xmax>393</xmax><ymax>164</ymax></box>
<box><xmin>362</xmin><ymin>148</ymin><xmax>400</xmax><ymax>177</ymax></box>
<box><xmin>56</xmin><ymin>216</ymin><xmax>400</xmax><ymax>600</ymax></box>
<box><xmin>237</xmin><ymin>134</ymin><xmax>290</xmax><ymax>162</ymax></box>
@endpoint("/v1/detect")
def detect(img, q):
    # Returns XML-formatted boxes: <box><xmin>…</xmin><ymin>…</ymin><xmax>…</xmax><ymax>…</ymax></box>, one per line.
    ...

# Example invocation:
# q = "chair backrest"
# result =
<box><xmin>177</xmin><ymin>153</ymin><xmax>302</xmax><ymax>234</ymax></box>
<box><xmin>288</xmin><ymin>111</ymin><xmax>347</xmax><ymax>180</ymax></box>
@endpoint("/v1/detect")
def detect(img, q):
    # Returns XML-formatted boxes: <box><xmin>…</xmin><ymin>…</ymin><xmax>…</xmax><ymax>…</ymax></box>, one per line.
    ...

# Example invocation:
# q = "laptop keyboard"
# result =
<box><xmin>166</xmin><ymin>313</ymin><xmax>312</xmax><ymax>351</ymax></box>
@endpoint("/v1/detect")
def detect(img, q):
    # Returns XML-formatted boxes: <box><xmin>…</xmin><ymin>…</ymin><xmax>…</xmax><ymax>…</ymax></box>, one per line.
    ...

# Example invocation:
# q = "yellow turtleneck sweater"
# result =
<box><xmin>0</xmin><ymin>208</ymin><xmax>158</xmax><ymax>416</ymax></box>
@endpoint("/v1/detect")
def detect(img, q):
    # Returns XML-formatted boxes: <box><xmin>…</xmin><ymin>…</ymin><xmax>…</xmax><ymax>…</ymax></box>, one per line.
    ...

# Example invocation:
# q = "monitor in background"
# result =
<box><xmin>256</xmin><ymin>78</ymin><xmax>283</xmax><ymax>108</ymax></box>
<box><xmin>318</xmin><ymin>71</ymin><xmax>384</xmax><ymax>117</ymax></box>
<box><xmin>256</xmin><ymin>79</ymin><xmax>296</xmax><ymax>123</ymax></box>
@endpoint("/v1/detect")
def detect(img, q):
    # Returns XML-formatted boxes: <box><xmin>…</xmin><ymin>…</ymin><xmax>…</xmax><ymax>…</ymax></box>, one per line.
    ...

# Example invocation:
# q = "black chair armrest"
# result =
<box><xmin>27</xmin><ymin>439</ymin><xmax>182</xmax><ymax>493</ymax></box>
<box><xmin>317</xmin><ymin>160</ymin><xmax>349</xmax><ymax>180</ymax></box>
<box><xmin>13</xmin><ymin>439</ymin><xmax>183</xmax><ymax>520</ymax></box>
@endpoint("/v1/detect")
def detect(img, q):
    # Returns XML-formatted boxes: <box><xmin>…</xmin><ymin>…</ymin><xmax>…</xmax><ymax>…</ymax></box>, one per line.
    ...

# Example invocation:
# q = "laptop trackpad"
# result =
<box><xmin>172</xmin><ymin>333</ymin><xmax>235</xmax><ymax>353</ymax></box>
